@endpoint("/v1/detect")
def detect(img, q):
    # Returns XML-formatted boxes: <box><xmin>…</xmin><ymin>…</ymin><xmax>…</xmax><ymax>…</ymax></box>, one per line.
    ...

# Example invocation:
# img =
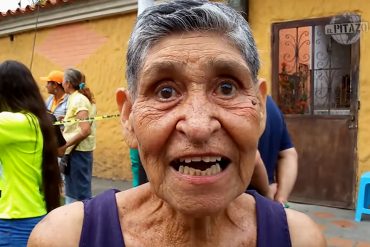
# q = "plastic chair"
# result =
<box><xmin>355</xmin><ymin>172</ymin><xmax>370</xmax><ymax>222</ymax></box>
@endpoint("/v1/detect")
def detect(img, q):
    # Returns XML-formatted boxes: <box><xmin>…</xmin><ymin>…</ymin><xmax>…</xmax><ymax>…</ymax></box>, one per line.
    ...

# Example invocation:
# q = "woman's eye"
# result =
<box><xmin>216</xmin><ymin>81</ymin><xmax>236</xmax><ymax>96</ymax></box>
<box><xmin>157</xmin><ymin>86</ymin><xmax>177</xmax><ymax>100</ymax></box>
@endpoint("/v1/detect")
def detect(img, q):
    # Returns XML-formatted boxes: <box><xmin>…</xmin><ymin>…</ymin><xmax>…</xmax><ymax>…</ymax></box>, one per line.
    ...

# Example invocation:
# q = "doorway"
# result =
<box><xmin>271</xmin><ymin>17</ymin><xmax>359</xmax><ymax>208</ymax></box>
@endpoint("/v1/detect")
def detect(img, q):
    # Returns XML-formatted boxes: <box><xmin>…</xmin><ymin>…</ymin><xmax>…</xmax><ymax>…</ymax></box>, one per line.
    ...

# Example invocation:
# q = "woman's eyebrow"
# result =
<box><xmin>207</xmin><ymin>58</ymin><xmax>251</xmax><ymax>76</ymax></box>
<box><xmin>140</xmin><ymin>58</ymin><xmax>252</xmax><ymax>81</ymax></box>
<box><xmin>141</xmin><ymin>61</ymin><xmax>184</xmax><ymax>78</ymax></box>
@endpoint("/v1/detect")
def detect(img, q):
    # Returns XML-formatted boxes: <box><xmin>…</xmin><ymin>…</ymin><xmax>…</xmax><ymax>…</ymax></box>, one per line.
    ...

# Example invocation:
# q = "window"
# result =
<box><xmin>272</xmin><ymin>17</ymin><xmax>357</xmax><ymax>115</ymax></box>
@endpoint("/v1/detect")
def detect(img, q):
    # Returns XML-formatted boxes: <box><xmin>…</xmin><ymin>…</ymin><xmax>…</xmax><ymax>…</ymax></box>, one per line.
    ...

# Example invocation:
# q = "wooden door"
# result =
<box><xmin>271</xmin><ymin>17</ymin><xmax>359</xmax><ymax>208</ymax></box>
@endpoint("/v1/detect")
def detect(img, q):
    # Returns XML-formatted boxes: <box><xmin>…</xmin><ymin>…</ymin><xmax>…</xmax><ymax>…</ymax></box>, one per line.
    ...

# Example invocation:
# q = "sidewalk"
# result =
<box><xmin>290</xmin><ymin>203</ymin><xmax>370</xmax><ymax>247</ymax></box>
<box><xmin>92</xmin><ymin>177</ymin><xmax>370</xmax><ymax>247</ymax></box>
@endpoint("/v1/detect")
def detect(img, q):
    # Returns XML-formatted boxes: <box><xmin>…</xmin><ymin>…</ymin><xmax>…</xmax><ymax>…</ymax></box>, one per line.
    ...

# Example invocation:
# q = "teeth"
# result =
<box><xmin>202</xmin><ymin>156</ymin><xmax>210</xmax><ymax>162</ymax></box>
<box><xmin>212</xmin><ymin>165</ymin><xmax>217</xmax><ymax>173</ymax></box>
<box><xmin>216</xmin><ymin>163</ymin><xmax>221</xmax><ymax>173</ymax></box>
<box><xmin>177</xmin><ymin>163</ymin><xmax>223</xmax><ymax>176</ymax></box>
<box><xmin>195</xmin><ymin>169</ymin><xmax>201</xmax><ymax>176</ymax></box>
<box><xmin>189</xmin><ymin>168</ymin><xmax>195</xmax><ymax>176</ymax></box>
<box><xmin>192</xmin><ymin>157</ymin><xmax>201</xmax><ymax>162</ymax></box>
<box><xmin>206</xmin><ymin>167</ymin><xmax>212</xmax><ymax>175</ymax></box>
<box><xmin>176</xmin><ymin>156</ymin><xmax>225</xmax><ymax>176</ymax></box>
<box><xmin>209</xmin><ymin>157</ymin><xmax>217</xmax><ymax>162</ymax></box>
<box><xmin>179</xmin><ymin>156</ymin><xmax>222</xmax><ymax>163</ymax></box>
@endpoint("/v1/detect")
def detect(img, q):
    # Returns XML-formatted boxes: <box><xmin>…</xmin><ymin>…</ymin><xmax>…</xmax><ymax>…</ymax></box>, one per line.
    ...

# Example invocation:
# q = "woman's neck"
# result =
<box><xmin>118</xmin><ymin>184</ymin><xmax>256</xmax><ymax>246</ymax></box>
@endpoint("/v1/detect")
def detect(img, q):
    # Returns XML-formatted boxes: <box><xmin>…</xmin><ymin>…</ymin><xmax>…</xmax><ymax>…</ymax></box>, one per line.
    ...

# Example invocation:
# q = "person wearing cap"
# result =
<box><xmin>41</xmin><ymin>70</ymin><xmax>68</xmax><ymax>199</ymax></box>
<box><xmin>41</xmin><ymin>70</ymin><xmax>69</xmax><ymax>122</ymax></box>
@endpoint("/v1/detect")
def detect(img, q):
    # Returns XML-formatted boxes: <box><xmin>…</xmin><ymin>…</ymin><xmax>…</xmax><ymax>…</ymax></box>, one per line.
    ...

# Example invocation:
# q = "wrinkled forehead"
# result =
<box><xmin>136</xmin><ymin>32</ymin><xmax>252</xmax><ymax>87</ymax></box>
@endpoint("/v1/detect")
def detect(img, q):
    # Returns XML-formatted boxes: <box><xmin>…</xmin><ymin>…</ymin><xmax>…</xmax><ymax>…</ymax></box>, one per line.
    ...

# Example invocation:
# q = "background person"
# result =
<box><xmin>129</xmin><ymin>148</ymin><xmax>148</xmax><ymax>187</ymax></box>
<box><xmin>41</xmin><ymin>70</ymin><xmax>68</xmax><ymax>182</ymax></box>
<box><xmin>259</xmin><ymin>95</ymin><xmax>298</xmax><ymax>204</ymax></box>
<box><xmin>29</xmin><ymin>1</ymin><xmax>325</xmax><ymax>246</ymax></box>
<box><xmin>0</xmin><ymin>60</ymin><xmax>61</xmax><ymax>247</ymax></box>
<box><xmin>58</xmin><ymin>68</ymin><xmax>96</xmax><ymax>204</ymax></box>
<box><xmin>41</xmin><ymin>70</ymin><xmax>68</xmax><ymax>122</ymax></box>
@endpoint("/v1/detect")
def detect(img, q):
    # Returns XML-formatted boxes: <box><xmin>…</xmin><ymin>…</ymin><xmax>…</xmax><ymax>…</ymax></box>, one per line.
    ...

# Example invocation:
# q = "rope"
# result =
<box><xmin>53</xmin><ymin>114</ymin><xmax>120</xmax><ymax>126</ymax></box>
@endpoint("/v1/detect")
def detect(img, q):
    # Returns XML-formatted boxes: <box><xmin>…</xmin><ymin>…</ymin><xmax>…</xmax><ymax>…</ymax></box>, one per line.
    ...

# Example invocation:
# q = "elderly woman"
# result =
<box><xmin>28</xmin><ymin>1</ymin><xmax>326</xmax><ymax>246</ymax></box>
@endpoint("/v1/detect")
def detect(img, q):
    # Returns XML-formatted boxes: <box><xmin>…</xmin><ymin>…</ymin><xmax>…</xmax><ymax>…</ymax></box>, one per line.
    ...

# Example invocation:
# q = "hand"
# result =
<box><xmin>269</xmin><ymin>182</ymin><xmax>288</xmax><ymax>204</ymax></box>
<box><xmin>274</xmin><ymin>191</ymin><xmax>288</xmax><ymax>207</ymax></box>
<box><xmin>58</xmin><ymin>145</ymin><xmax>67</xmax><ymax>157</ymax></box>
<box><xmin>274</xmin><ymin>194</ymin><xmax>288</xmax><ymax>205</ymax></box>
<box><xmin>269</xmin><ymin>183</ymin><xmax>277</xmax><ymax>199</ymax></box>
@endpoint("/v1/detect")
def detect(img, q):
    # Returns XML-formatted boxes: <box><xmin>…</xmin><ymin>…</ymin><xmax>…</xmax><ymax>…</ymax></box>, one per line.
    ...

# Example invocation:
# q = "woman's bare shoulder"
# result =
<box><xmin>28</xmin><ymin>202</ymin><xmax>84</xmax><ymax>247</ymax></box>
<box><xmin>116</xmin><ymin>184</ymin><xmax>152</xmax><ymax>209</ymax></box>
<box><xmin>286</xmin><ymin>209</ymin><xmax>327</xmax><ymax>247</ymax></box>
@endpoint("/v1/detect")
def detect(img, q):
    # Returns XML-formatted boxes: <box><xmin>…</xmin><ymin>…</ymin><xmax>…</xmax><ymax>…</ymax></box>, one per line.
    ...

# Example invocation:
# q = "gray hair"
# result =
<box><xmin>64</xmin><ymin>68</ymin><xmax>95</xmax><ymax>103</ymax></box>
<box><xmin>126</xmin><ymin>0</ymin><xmax>260</xmax><ymax>96</ymax></box>
<box><xmin>64</xmin><ymin>68</ymin><xmax>83</xmax><ymax>90</ymax></box>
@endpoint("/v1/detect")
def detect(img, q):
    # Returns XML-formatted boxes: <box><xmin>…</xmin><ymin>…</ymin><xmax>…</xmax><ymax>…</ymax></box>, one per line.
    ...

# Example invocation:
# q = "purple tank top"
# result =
<box><xmin>80</xmin><ymin>189</ymin><xmax>124</xmax><ymax>247</ymax></box>
<box><xmin>80</xmin><ymin>189</ymin><xmax>291</xmax><ymax>247</ymax></box>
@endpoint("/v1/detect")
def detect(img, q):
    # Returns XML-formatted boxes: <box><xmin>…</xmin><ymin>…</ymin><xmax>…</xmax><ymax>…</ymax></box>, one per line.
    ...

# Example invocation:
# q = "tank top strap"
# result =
<box><xmin>247</xmin><ymin>190</ymin><xmax>292</xmax><ymax>247</ymax></box>
<box><xmin>80</xmin><ymin>189</ymin><xmax>125</xmax><ymax>247</ymax></box>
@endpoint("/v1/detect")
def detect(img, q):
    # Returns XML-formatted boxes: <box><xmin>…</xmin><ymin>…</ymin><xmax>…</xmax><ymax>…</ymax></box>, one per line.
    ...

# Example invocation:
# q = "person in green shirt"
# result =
<box><xmin>129</xmin><ymin>148</ymin><xmax>148</xmax><ymax>187</ymax></box>
<box><xmin>0</xmin><ymin>60</ymin><xmax>61</xmax><ymax>247</ymax></box>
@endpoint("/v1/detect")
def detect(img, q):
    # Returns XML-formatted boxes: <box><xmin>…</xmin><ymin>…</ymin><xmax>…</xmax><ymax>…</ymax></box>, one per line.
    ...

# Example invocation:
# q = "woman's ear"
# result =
<box><xmin>116</xmin><ymin>88</ymin><xmax>138</xmax><ymax>149</ymax></box>
<box><xmin>257</xmin><ymin>79</ymin><xmax>267</xmax><ymax>134</ymax></box>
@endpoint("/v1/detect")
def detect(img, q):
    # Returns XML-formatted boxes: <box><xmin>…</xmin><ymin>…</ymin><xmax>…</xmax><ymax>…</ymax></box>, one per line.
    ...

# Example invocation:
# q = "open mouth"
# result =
<box><xmin>170</xmin><ymin>156</ymin><xmax>230</xmax><ymax>176</ymax></box>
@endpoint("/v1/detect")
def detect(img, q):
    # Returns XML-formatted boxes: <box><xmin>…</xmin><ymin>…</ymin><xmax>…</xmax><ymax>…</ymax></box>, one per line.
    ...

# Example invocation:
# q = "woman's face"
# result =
<box><xmin>126</xmin><ymin>32</ymin><xmax>266</xmax><ymax>215</ymax></box>
<box><xmin>62</xmin><ymin>77</ymin><xmax>72</xmax><ymax>94</ymax></box>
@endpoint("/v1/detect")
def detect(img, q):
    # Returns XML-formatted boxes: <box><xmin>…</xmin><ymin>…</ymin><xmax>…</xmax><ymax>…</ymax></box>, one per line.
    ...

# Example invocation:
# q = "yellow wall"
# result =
<box><xmin>0</xmin><ymin>13</ymin><xmax>137</xmax><ymax>180</ymax></box>
<box><xmin>249</xmin><ymin>0</ymin><xmax>370</xmax><ymax>180</ymax></box>
<box><xmin>2</xmin><ymin>1</ymin><xmax>370</xmax><ymax>183</ymax></box>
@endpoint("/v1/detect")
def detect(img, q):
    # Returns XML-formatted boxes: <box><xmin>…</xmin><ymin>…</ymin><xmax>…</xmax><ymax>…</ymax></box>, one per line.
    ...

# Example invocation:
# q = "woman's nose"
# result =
<box><xmin>175</xmin><ymin>96</ymin><xmax>221</xmax><ymax>145</ymax></box>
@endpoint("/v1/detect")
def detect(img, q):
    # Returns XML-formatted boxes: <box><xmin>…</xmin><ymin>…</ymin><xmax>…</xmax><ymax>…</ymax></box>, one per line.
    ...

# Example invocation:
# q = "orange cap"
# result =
<box><xmin>40</xmin><ymin>70</ymin><xmax>64</xmax><ymax>84</ymax></box>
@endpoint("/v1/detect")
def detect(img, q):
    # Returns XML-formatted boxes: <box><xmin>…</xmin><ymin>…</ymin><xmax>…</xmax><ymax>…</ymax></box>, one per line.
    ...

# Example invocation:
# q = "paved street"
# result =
<box><xmin>92</xmin><ymin>177</ymin><xmax>370</xmax><ymax>247</ymax></box>
<box><xmin>290</xmin><ymin>203</ymin><xmax>370</xmax><ymax>247</ymax></box>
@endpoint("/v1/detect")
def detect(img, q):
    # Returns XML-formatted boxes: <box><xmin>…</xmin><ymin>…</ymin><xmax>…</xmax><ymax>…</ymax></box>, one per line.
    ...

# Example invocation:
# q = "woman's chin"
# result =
<box><xmin>164</xmin><ymin>192</ymin><xmax>233</xmax><ymax>217</ymax></box>
<box><xmin>151</xmin><ymin>165</ymin><xmax>247</xmax><ymax>216</ymax></box>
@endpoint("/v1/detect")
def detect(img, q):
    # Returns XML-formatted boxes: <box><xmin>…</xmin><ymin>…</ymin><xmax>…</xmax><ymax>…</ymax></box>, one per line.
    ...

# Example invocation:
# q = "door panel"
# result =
<box><xmin>286</xmin><ymin>117</ymin><xmax>356</xmax><ymax>208</ymax></box>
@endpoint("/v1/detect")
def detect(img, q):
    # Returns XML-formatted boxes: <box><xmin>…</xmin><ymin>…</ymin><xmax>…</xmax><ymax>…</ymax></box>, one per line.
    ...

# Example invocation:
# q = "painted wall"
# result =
<box><xmin>248</xmin><ymin>0</ymin><xmax>370</xmax><ymax>181</ymax></box>
<box><xmin>2</xmin><ymin>1</ymin><xmax>369</xmax><ymax>184</ymax></box>
<box><xmin>0</xmin><ymin>13</ymin><xmax>137</xmax><ymax>180</ymax></box>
